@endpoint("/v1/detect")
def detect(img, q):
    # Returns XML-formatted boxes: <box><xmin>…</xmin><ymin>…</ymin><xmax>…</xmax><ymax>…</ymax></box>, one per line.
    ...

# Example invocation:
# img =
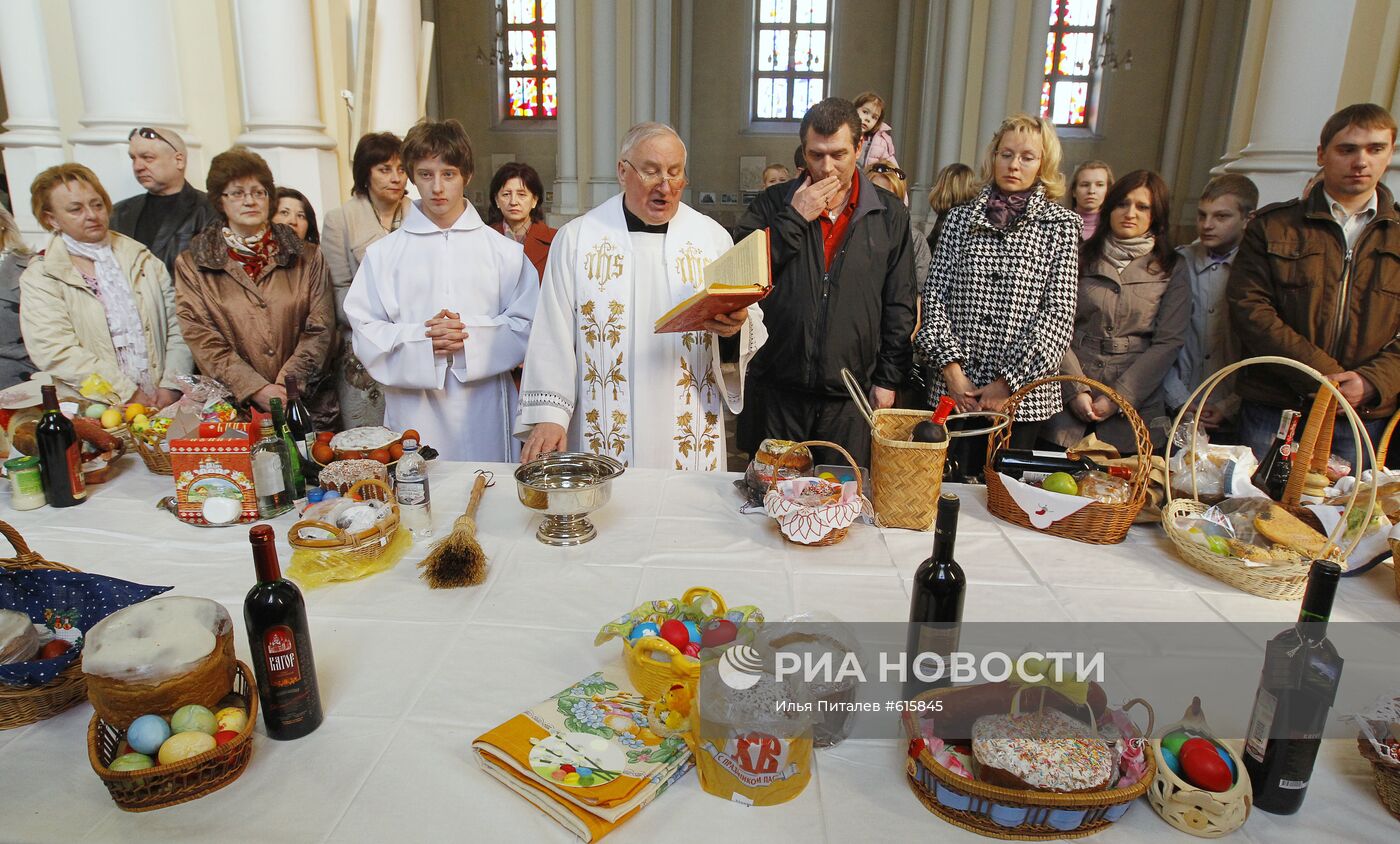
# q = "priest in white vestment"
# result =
<box><xmin>346</xmin><ymin>119</ymin><xmax>538</xmax><ymax>461</ymax></box>
<box><xmin>517</xmin><ymin>122</ymin><xmax>767</xmax><ymax>470</ymax></box>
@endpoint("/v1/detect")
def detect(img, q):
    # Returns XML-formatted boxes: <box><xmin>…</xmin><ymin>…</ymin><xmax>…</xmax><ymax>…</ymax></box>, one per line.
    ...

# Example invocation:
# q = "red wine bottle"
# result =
<box><xmin>1243</xmin><ymin>559</ymin><xmax>1343</xmax><ymax>814</ymax></box>
<box><xmin>905</xmin><ymin>493</ymin><xmax>965</xmax><ymax>698</ymax></box>
<box><xmin>991</xmin><ymin>449</ymin><xmax>1100</xmax><ymax>483</ymax></box>
<box><xmin>284</xmin><ymin>375</ymin><xmax>317</xmax><ymax>484</ymax></box>
<box><xmin>245</xmin><ymin>525</ymin><xmax>323</xmax><ymax>740</ymax></box>
<box><xmin>911</xmin><ymin>396</ymin><xmax>957</xmax><ymax>443</ymax></box>
<box><xmin>1251</xmin><ymin>409</ymin><xmax>1300</xmax><ymax>500</ymax></box>
<box><xmin>35</xmin><ymin>385</ymin><xmax>86</xmax><ymax>507</ymax></box>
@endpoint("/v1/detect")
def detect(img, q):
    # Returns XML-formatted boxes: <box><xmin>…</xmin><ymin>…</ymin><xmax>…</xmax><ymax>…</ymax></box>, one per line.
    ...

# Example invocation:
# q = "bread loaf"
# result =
<box><xmin>0</xmin><ymin>609</ymin><xmax>39</xmax><ymax>664</ymax></box>
<box><xmin>971</xmin><ymin>709</ymin><xmax>1113</xmax><ymax>793</ymax></box>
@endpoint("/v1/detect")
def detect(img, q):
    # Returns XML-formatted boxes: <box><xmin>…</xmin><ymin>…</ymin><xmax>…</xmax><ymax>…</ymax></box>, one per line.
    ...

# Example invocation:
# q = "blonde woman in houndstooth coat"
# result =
<box><xmin>913</xmin><ymin>114</ymin><xmax>1081</xmax><ymax>474</ymax></box>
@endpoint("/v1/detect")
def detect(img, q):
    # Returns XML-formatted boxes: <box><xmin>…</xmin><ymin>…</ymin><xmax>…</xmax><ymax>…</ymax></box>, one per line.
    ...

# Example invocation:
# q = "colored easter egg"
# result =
<box><xmin>158</xmin><ymin>731</ymin><xmax>216</xmax><ymax>764</ymax></box>
<box><xmin>551</xmin><ymin>769</ymin><xmax>566</xmax><ymax>781</ymax></box>
<box><xmin>560</xmin><ymin>764</ymin><xmax>575</xmax><ymax>773</ymax></box>
<box><xmin>682</xmin><ymin>641</ymin><xmax>701</xmax><ymax>658</ymax></box>
<box><xmin>1179</xmin><ymin>737</ymin><xmax>1217</xmax><ymax>762</ymax></box>
<box><xmin>1181</xmin><ymin>743</ymin><xmax>1233</xmax><ymax>792</ymax></box>
<box><xmin>682</xmin><ymin>621</ymin><xmax>701</xmax><ymax>643</ymax></box>
<box><xmin>1159</xmin><ymin>746</ymin><xmax>1182</xmax><ymax>776</ymax></box>
<box><xmin>659</xmin><ymin>619</ymin><xmax>691</xmax><ymax>651</ymax></box>
<box><xmin>564</xmin><ymin>772</ymin><xmax>580</xmax><ymax>785</ymax></box>
<box><xmin>576</xmin><ymin>767</ymin><xmax>593</xmax><ymax>777</ymax></box>
<box><xmin>628</xmin><ymin>622</ymin><xmax>660</xmax><ymax>643</ymax></box>
<box><xmin>213</xmin><ymin>729</ymin><xmax>240</xmax><ymax>746</ymax></box>
<box><xmin>171</xmin><ymin>704</ymin><xmax>218</xmax><ymax>736</ymax></box>
<box><xmin>1161</xmin><ymin>730</ymin><xmax>1191</xmax><ymax>757</ymax></box>
<box><xmin>109</xmin><ymin>752</ymin><xmax>155</xmax><ymax>772</ymax></box>
<box><xmin>215</xmin><ymin>707</ymin><xmax>248</xmax><ymax>734</ymax></box>
<box><xmin>125</xmin><ymin>714</ymin><xmax>171</xmax><ymax>756</ymax></box>
<box><xmin>700</xmin><ymin>618</ymin><xmax>739</xmax><ymax>648</ymax></box>
<box><xmin>1214</xmin><ymin>744</ymin><xmax>1237</xmax><ymax>777</ymax></box>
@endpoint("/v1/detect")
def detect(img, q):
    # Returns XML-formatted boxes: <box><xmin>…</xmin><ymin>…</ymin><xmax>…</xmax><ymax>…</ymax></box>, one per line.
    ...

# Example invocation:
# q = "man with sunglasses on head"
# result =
<box><xmin>111</xmin><ymin>126</ymin><xmax>216</xmax><ymax>272</ymax></box>
<box><xmin>733</xmin><ymin>97</ymin><xmax>915</xmax><ymax>469</ymax></box>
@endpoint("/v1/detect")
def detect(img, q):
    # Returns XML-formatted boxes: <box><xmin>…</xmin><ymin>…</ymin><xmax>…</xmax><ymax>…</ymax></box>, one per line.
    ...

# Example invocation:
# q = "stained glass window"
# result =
<box><xmin>752</xmin><ymin>0</ymin><xmax>833</xmax><ymax>121</ymax></box>
<box><xmin>1041</xmin><ymin>0</ymin><xmax>1101</xmax><ymax>128</ymax></box>
<box><xmin>502</xmin><ymin>0</ymin><xmax>557</xmax><ymax>119</ymax></box>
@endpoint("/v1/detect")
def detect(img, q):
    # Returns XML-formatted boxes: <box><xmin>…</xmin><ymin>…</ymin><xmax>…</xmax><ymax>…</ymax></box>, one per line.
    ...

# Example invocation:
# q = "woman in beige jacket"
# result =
<box><xmin>320</xmin><ymin>132</ymin><xmax>412</xmax><ymax>427</ymax></box>
<box><xmin>20</xmin><ymin>163</ymin><xmax>192</xmax><ymax>407</ymax></box>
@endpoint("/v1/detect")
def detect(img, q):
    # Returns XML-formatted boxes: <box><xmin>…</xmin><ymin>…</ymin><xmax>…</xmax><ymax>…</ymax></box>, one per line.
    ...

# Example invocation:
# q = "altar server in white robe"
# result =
<box><xmin>517</xmin><ymin>122</ymin><xmax>767</xmax><ymax>470</ymax></box>
<box><xmin>346</xmin><ymin>119</ymin><xmax>538</xmax><ymax>461</ymax></box>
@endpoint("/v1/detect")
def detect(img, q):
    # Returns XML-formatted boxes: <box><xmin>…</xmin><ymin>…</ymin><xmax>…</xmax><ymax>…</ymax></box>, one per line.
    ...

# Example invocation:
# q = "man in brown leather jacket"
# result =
<box><xmin>1228</xmin><ymin>103</ymin><xmax>1399</xmax><ymax>467</ymax></box>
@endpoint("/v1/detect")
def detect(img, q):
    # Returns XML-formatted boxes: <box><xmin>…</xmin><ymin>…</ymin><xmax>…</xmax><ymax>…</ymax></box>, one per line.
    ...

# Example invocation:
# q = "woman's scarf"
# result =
<box><xmin>61</xmin><ymin>233</ymin><xmax>152</xmax><ymax>392</ymax></box>
<box><xmin>222</xmin><ymin>226</ymin><xmax>277</xmax><ymax>279</ymax></box>
<box><xmin>1100</xmin><ymin>234</ymin><xmax>1155</xmax><ymax>272</ymax></box>
<box><xmin>985</xmin><ymin>187</ymin><xmax>1033</xmax><ymax>230</ymax></box>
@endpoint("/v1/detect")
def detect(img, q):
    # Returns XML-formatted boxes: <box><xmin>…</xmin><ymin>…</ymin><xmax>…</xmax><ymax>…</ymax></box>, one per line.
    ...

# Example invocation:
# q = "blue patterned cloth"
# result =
<box><xmin>0</xmin><ymin>569</ymin><xmax>170</xmax><ymax>688</ymax></box>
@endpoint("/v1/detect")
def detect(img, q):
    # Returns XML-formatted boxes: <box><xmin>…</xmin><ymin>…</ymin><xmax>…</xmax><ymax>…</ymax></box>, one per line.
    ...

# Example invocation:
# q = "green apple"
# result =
<box><xmin>1042</xmin><ymin>472</ymin><xmax>1079</xmax><ymax>496</ymax></box>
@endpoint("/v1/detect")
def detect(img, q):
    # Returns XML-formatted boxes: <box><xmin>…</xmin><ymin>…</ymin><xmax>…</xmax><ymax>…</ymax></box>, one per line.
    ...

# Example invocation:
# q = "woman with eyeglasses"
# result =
<box><xmin>1045</xmin><ymin>170</ymin><xmax>1188</xmax><ymax>455</ymax></box>
<box><xmin>913</xmin><ymin>114</ymin><xmax>1081</xmax><ymax>478</ymax></box>
<box><xmin>321</xmin><ymin>132</ymin><xmax>411</xmax><ymax>427</ymax></box>
<box><xmin>19</xmin><ymin>163</ymin><xmax>192</xmax><ymax>405</ymax></box>
<box><xmin>173</xmin><ymin>147</ymin><xmax>338</xmax><ymax>426</ymax></box>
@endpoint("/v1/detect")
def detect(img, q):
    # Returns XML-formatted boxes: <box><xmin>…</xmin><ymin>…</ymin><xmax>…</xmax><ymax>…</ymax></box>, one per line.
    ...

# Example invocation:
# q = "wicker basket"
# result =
<box><xmin>620</xmin><ymin>587</ymin><xmax>725</xmax><ymax>700</ymax></box>
<box><xmin>765</xmin><ymin>440</ymin><xmax>866</xmax><ymax>546</ymax></box>
<box><xmin>0</xmin><ymin>521</ymin><xmax>89</xmax><ymax>730</ymax></box>
<box><xmin>1147</xmin><ymin>699</ymin><xmax>1251</xmax><ymax>837</ymax></box>
<box><xmin>984</xmin><ymin>375</ymin><xmax>1150</xmax><ymax>544</ymax></box>
<box><xmin>904</xmin><ymin>685</ymin><xmax>1156</xmax><ymax>839</ymax></box>
<box><xmin>87</xmin><ymin>660</ymin><xmax>257</xmax><ymax>811</ymax></box>
<box><xmin>127</xmin><ymin>424</ymin><xmax>173</xmax><ymax>475</ymax></box>
<box><xmin>288</xmin><ymin>478</ymin><xmax>400</xmax><ymax>561</ymax></box>
<box><xmin>1162</xmin><ymin>356</ymin><xmax>1376</xmax><ymax>601</ymax></box>
<box><xmin>841</xmin><ymin>368</ymin><xmax>948</xmax><ymax>530</ymax></box>
<box><xmin>1358</xmin><ymin>734</ymin><xmax>1400</xmax><ymax>823</ymax></box>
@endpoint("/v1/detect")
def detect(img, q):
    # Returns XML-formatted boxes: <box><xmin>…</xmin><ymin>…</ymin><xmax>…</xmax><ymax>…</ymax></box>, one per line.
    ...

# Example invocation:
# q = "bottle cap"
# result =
<box><xmin>402</xmin><ymin>438</ymin><xmax>419</xmax><ymax>451</ymax></box>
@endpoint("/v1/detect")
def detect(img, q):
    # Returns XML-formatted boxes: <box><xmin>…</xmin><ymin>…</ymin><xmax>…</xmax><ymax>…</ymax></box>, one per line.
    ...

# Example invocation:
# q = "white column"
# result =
<box><xmin>1160</xmin><ymin>0</ymin><xmax>1202</xmax><ymax>188</ymax></box>
<box><xmin>936</xmin><ymin>0</ymin><xmax>973</xmax><ymax>169</ymax></box>
<box><xmin>230</xmin><ymin>0</ymin><xmax>339</xmax><ymax>218</ymax></box>
<box><xmin>367</xmin><ymin>0</ymin><xmax>424</xmax><ymax>136</ymax></box>
<box><xmin>653</xmin><ymin>0</ymin><xmax>673</xmax><ymax>125</ymax></box>
<box><xmin>909</xmin><ymin>0</ymin><xmax>947</xmax><ymax>226</ymax></box>
<box><xmin>67</xmin><ymin>0</ymin><xmax>192</xmax><ymax>202</ymax></box>
<box><xmin>678</xmin><ymin>0</ymin><xmax>694</xmax><ymax>147</ymax></box>
<box><xmin>977</xmin><ymin>0</ymin><xmax>1016</xmax><ymax>142</ymax></box>
<box><xmin>632</xmin><ymin>0</ymin><xmax>655</xmax><ymax>124</ymax></box>
<box><xmin>1020</xmin><ymin>0</ymin><xmax>1054</xmax><ymax>114</ymax></box>
<box><xmin>587</xmin><ymin>0</ymin><xmax>619</xmax><ymax>207</ymax></box>
<box><xmin>0</xmin><ymin>0</ymin><xmax>65</xmax><ymax>242</ymax></box>
<box><xmin>553</xmin><ymin>0</ymin><xmax>581</xmax><ymax>216</ymax></box>
<box><xmin>1218</xmin><ymin>0</ymin><xmax>1358</xmax><ymax>204</ymax></box>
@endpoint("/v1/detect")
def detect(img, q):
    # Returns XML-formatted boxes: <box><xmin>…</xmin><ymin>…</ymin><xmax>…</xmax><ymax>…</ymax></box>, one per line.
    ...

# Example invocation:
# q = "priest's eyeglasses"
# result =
<box><xmin>623</xmin><ymin>160</ymin><xmax>687</xmax><ymax>190</ymax></box>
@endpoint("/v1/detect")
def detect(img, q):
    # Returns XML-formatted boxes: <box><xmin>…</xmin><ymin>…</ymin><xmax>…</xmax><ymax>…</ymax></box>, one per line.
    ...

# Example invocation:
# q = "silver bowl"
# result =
<box><xmin>514</xmin><ymin>452</ymin><xmax>626</xmax><ymax>546</ymax></box>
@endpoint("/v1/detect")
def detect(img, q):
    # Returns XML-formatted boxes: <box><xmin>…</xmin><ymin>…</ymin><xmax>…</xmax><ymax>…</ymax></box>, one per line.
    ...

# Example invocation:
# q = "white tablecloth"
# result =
<box><xmin>1</xmin><ymin>461</ymin><xmax>1397</xmax><ymax>843</ymax></box>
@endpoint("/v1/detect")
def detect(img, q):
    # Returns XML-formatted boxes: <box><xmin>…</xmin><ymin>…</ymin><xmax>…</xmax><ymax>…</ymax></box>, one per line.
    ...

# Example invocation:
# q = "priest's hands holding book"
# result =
<box><xmin>426</xmin><ymin>309</ymin><xmax>469</xmax><ymax>355</ymax></box>
<box><xmin>522</xmin><ymin>423</ymin><xmax>567</xmax><ymax>463</ymax></box>
<box><xmin>703</xmin><ymin>308</ymin><xmax>749</xmax><ymax>337</ymax></box>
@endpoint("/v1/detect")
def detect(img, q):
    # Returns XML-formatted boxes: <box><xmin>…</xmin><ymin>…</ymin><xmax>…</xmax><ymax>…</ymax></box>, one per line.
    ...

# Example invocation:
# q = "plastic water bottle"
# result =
<box><xmin>395</xmin><ymin>438</ymin><xmax>432</xmax><ymax>537</ymax></box>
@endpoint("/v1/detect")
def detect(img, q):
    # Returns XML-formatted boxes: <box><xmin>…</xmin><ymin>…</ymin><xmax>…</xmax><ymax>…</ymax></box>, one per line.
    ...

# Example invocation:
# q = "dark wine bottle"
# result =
<box><xmin>269</xmin><ymin>398</ymin><xmax>306</xmax><ymax>500</ymax></box>
<box><xmin>911</xmin><ymin>396</ymin><xmax>958</xmax><ymax>443</ymax></box>
<box><xmin>244</xmin><ymin>525</ymin><xmax>323</xmax><ymax>740</ymax></box>
<box><xmin>1251</xmin><ymin>409</ymin><xmax>1300</xmax><ymax>500</ymax></box>
<box><xmin>35</xmin><ymin>385</ymin><xmax>87</xmax><ymax>507</ymax></box>
<box><xmin>284</xmin><ymin>375</ymin><xmax>317</xmax><ymax>484</ymax></box>
<box><xmin>991</xmin><ymin>448</ymin><xmax>1101</xmax><ymax>484</ymax></box>
<box><xmin>1243</xmin><ymin>559</ymin><xmax>1343</xmax><ymax>814</ymax></box>
<box><xmin>905</xmin><ymin>493</ymin><xmax>966</xmax><ymax>698</ymax></box>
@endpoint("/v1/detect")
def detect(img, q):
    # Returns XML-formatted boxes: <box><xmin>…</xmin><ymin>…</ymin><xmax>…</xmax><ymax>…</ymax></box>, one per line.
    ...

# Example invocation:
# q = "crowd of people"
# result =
<box><xmin>1</xmin><ymin>95</ymin><xmax>1396</xmax><ymax>476</ymax></box>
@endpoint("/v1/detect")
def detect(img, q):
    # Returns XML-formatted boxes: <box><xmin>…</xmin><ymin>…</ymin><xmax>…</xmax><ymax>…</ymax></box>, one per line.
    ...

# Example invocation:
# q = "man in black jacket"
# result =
<box><xmin>733</xmin><ymin>98</ymin><xmax>915</xmax><ymax>467</ymax></box>
<box><xmin>111</xmin><ymin>127</ymin><xmax>217</xmax><ymax>272</ymax></box>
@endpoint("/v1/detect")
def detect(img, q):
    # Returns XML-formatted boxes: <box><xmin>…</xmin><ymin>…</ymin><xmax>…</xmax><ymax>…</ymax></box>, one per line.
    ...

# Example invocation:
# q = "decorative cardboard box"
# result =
<box><xmin>170</xmin><ymin>423</ymin><xmax>257</xmax><ymax>525</ymax></box>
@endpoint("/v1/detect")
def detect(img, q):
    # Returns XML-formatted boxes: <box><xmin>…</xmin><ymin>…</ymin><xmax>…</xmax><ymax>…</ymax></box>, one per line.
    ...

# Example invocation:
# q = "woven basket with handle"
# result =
<box><xmin>1162</xmin><ymin>356</ymin><xmax>1378</xmax><ymax>601</ymax></box>
<box><xmin>0</xmin><ymin>520</ymin><xmax>89</xmax><ymax>730</ymax></box>
<box><xmin>984</xmin><ymin>374</ymin><xmax>1151</xmax><ymax>545</ymax></box>
<box><xmin>621</xmin><ymin>587</ymin><xmax>726</xmax><ymax>701</ymax></box>
<box><xmin>288</xmin><ymin>478</ymin><xmax>401</xmax><ymax>562</ymax></box>
<box><xmin>766</xmin><ymin>440</ymin><xmax>866</xmax><ymax>546</ymax></box>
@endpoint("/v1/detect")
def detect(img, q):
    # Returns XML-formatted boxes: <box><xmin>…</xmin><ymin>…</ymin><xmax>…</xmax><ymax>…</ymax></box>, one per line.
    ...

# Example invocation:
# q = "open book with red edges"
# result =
<box><xmin>653</xmin><ymin>228</ymin><xmax>771</xmax><ymax>334</ymax></box>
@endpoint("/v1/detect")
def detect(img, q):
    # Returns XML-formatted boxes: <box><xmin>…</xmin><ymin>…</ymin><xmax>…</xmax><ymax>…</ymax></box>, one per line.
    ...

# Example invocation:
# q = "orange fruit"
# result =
<box><xmin>369</xmin><ymin>448</ymin><xmax>392</xmax><ymax>464</ymax></box>
<box><xmin>389</xmin><ymin>443</ymin><xmax>404</xmax><ymax>460</ymax></box>
<box><xmin>316</xmin><ymin>430</ymin><xmax>334</xmax><ymax>444</ymax></box>
<box><xmin>311</xmin><ymin>443</ymin><xmax>334</xmax><ymax>465</ymax></box>
<box><xmin>342</xmin><ymin>449</ymin><xmax>364</xmax><ymax>460</ymax></box>
<box><xmin>401</xmin><ymin>428</ymin><xmax>420</xmax><ymax>443</ymax></box>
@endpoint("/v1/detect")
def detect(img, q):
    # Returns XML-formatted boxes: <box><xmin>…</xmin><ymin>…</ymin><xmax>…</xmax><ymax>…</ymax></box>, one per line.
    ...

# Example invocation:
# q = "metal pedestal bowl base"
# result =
<box><xmin>515</xmin><ymin>452</ymin><xmax>626</xmax><ymax>547</ymax></box>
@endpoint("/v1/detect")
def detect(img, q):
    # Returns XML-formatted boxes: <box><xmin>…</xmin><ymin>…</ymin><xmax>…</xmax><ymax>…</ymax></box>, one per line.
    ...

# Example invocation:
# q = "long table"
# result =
<box><xmin>1</xmin><ymin>460</ymin><xmax>1397</xmax><ymax>842</ymax></box>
